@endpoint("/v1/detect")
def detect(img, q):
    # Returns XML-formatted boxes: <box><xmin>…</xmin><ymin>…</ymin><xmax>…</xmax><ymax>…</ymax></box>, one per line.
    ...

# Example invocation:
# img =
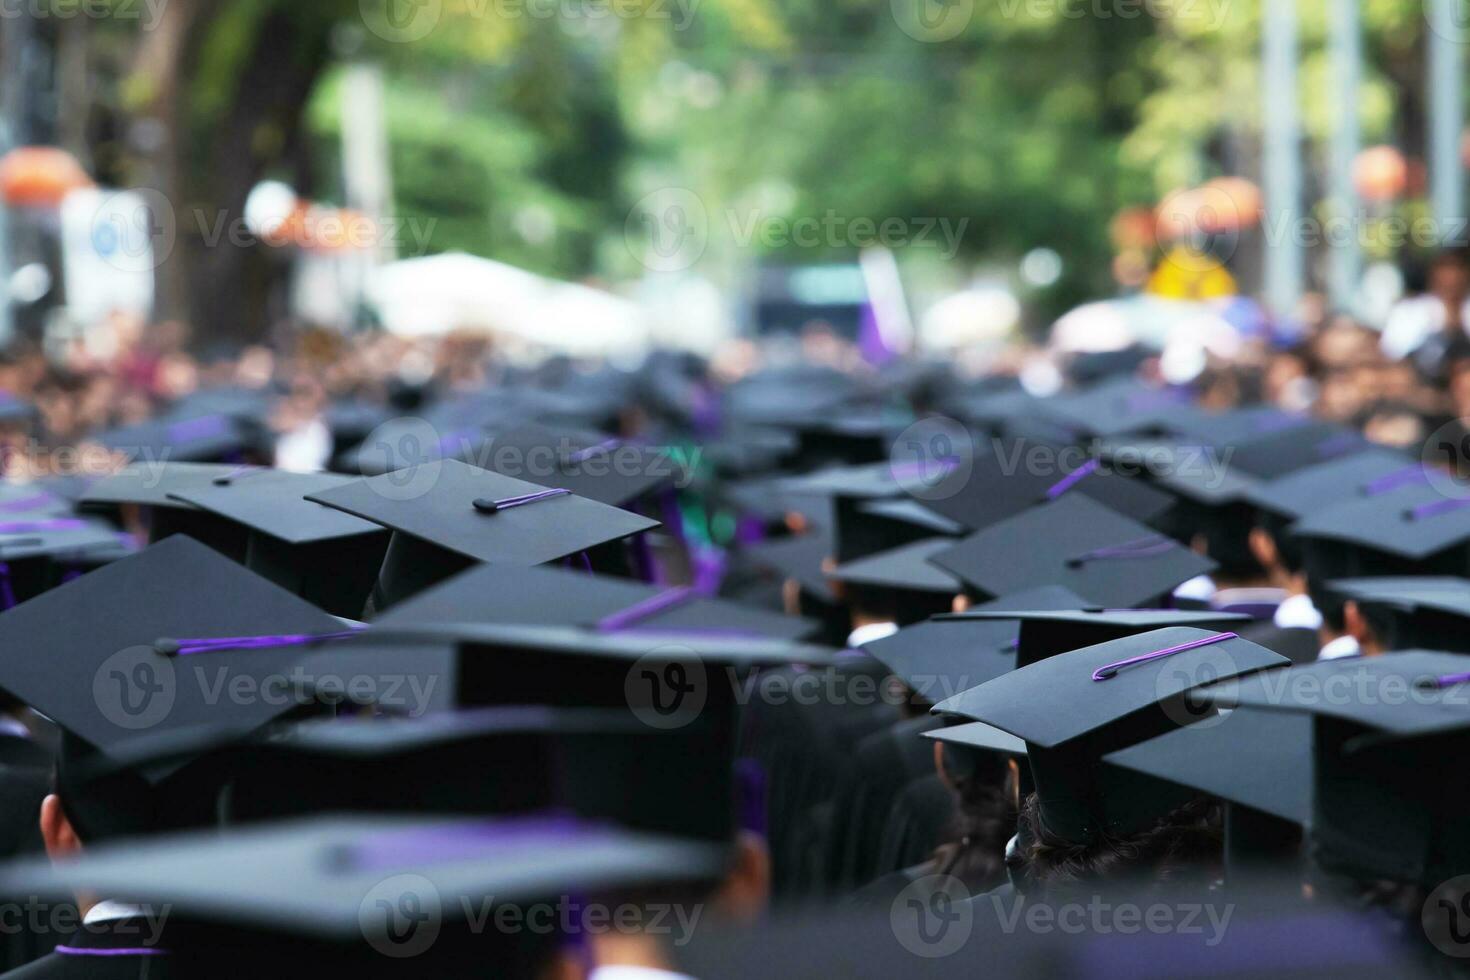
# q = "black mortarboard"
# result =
<box><xmin>828</xmin><ymin>539</ymin><xmax>962</xmax><ymax>624</ymax></box>
<box><xmin>935</xmin><ymin>627</ymin><xmax>1287</xmax><ymax>842</ymax></box>
<box><xmin>1327</xmin><ymin>576</ymin><xmax>1470</xmax><ymax>653</ymax></box>
<box><xmin>924</xmin><ymin>720</ymin><xmax>1028</xmax><ymax>758</ymax></box>
<box><xmin>1102</xmin><ymin>708</ymin><xmax>1312</xmax><ymax>826</ymax></box>
<box><xmin>920</xmin><ymin>439</ymin><xmax>1174</xmax><ymax>531</ymax></box>
<box><xmin>0</xmin><ymin>516</ymin><xmax>128</xmax><ymax>605</ymax></box>
<box><xmin>80</xmin><ymin>462</ymin><xmax>251</xmax><ymax>560</ymax></box>
<box><xmin>929</xmin><ymin>495</ymin><xmax>1214</xmax><ymax>605</ymax></box>
<box><xmin>1225</xmin><ymin>421</ymin><xmax>1373</xmax><ymax>480</ymax></box>
<box><xmin>165</xmin><ymin>469</ymin><xmax>390</xmax><ymax>618</ymax></box>
<box><xmin>0</xmin><ymin>482</ymin><xmax>72</xmax><ymax>517</ymax></box>
<box><xmin>92</xmin><ymin>413</ymin><xmax>252</xmax><ymax>464</ymax></box>
<box><xmin>939</xmin><ymin>607</ymin><xmax>1253</xmax><ymax>669</ymax></box>
<box><xmin>306</xmin><ymin>459</ymin><xmax>659</xmax><ymax>609</ymax></box>
<box><xmin>0</xmin><ymin>814</ymin><xmax>722</xmax><ymax>977</ymax></box>
<box><xmin>480</xmin><ymin>422</ymin><xmax>682</xmax><ymax>508</ymax></box>
<box><xmin>1243</xmin><ymin>447</ymin><xmax>1418</xmax><ymax>522</ymax></box>
<box><xmin>307</xmin><ymin>623</ymin><xmax>831</xmax><ymax>842</ymax></box>
<box><xmin>741</xmin><ymin>531</ymin><xmax>837</xmax><ymax>604</ymax></box>
<box><xmin>1143</xmin><ymin>455</ymin><xmax>1265</xmax><ymax>578</ymax></box>
<box><xmin>1171</xmin><ymin>406</ymin><xmax>1312</xmax><ymax>448</ymax></box>
<box><xmin>370</xmin><ymin>561</ymin><xmax>819</xmax><ymax>642</ymax></box>
<box><xmin>1036</xmin><ymin>379</ymin><xmax>1197</xmax><ymax>439</ymax></box>
<box><xmin>1293</xmin><ymin>482</ymin><xmax>1470</xmax><ymax>577</ymax></box>
<box><xmin>0</xmin><ymin>535</ymin><xmax>350</xmax><ymax>839</ymax></box>
<box><xmin>1200</xmin><ymin>651</ymin><xmax>1470</xmax><ymax>884</ymax></box>
<box><xmin>864</xmin><ymin>585</ymin><xmax>1090</xmax><ymax>703</ymax></box>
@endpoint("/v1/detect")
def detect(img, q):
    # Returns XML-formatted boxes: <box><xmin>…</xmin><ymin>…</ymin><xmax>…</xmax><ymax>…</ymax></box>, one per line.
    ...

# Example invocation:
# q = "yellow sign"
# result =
<box><xmin>1147</xmin><ymin>247</ymin><xmax>1237</xmax><ymax>300</ymax></box>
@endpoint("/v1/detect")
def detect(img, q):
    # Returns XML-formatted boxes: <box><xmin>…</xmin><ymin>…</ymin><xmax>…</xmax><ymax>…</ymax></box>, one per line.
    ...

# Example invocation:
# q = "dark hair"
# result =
<box><xmin>1013</xmin><ymin>792</ymin><xmax>1223</xmax><ymax>895</ymax></box>
<box><xmin>930</xmin><ymin>747</ymin><xmax>1015</xmax><ymax>893</ymax></box>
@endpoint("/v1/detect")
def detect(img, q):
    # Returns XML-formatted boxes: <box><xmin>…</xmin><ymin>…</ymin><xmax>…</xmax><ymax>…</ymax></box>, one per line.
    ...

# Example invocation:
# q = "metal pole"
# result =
<box><xmin>1327</xmin><ymin>0</ymin><xmax>1362</xmax><ymax>314</ymax></box>
<box><xmin>1263</xmin><ymin>0</ymin><xmax>1303</xmax><ymax>319</ymax></box>
<box><xmin>1428</xmin><ymin>0</ymin><xmax>1465</xmax><ymax>244</ymax></box>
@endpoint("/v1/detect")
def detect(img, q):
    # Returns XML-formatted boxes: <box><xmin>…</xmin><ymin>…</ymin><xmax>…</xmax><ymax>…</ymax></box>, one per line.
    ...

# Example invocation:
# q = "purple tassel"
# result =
<box><xmin>596</xmin><ymin>587</ymin><xmax>696</xmax><ymax>632</ymax></box>
<box><xmin>1092</xmin><ymin>631</ymin><xmax>1238</xmax><ymax>682</ymax></box>
<box><xmin>1067</xmin><ymin>535</ymin><xmax>1175</xmax><ymax>567</ymax></box>
<box><xmin>154</xmin><ymin>625</ymin><xmax>366</xmax><ymax>657</ymax></box>
<box><xmin>1045</xmin><ymin>459</ymin><xmax>1100</xmax><ymax>500</ymax></box>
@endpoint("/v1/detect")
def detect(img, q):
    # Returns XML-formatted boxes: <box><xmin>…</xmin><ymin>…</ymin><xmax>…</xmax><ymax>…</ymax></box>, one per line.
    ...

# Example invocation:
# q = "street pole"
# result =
<box><xmin>1327</xmin><ymin>0</ymin><xmax>1362</xmax><ymax>314</ymax></box>
<box><xmin>1428</xmin><ymin>0</ymin><xmax>1465</xmax><ymax>246</ymax></box>
<box><xmin>1263</xmin><ymin>0</ymin><xmax>1303</xmax><ymax>319</ymax></box>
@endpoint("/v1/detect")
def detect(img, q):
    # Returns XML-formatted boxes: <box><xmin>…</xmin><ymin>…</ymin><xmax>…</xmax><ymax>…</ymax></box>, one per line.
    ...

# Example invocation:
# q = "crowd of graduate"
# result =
<box><xmin>2</xmin><ymin>274</ymin><xmax>1470</xmax><ymax>978</ymax></box>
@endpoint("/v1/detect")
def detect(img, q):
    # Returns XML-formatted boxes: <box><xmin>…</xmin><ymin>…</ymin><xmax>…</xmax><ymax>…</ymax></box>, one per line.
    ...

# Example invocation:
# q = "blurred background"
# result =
<box><xmin>0</xmin><ymin>1</ymin><xmax>1465</xmax><ymax>372</ymax></box>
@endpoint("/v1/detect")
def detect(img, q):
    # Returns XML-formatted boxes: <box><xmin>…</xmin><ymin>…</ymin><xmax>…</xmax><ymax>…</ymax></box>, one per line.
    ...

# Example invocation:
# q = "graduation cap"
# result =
<box><xmin>924</xmin><ymin>720</ymin><xmax>1028</xmax><ymax>758</ymax></box>
<box><xmin>939</xmin><ymin>607</ymin><xmax>1253</xmax><ymax>669</ymax></box>
<box><xmin>481</xmin><ymin>422</ymin><xmax>682</xmax><ymax>509</ymax></box>
<box><xmin>0</xmin><ymin>482</ymin><xmax>72</xmax><ymax>517</ymax></box>
<box><xmin>305</xmin><ymin>459</ymin><xmax>660</xmax><ymax>609</ymax></box>
<box><xmin>920</xmin><ymin>440</ymin><xmax>1174</xmax><ymax>532</ymax></box>
<box><xmin>94</xmin><ymin>706</ymin><xmax>696</xmax><ymax>836</ymax></box>
<box><xmin>828</xmin><ymin>539</ymin><xmax>963</xmax><ymax>625</ymax></box>
<box><xmin>741</xmin><ymin>531</ymin><xmax>837</xmax><ymax>605</ymax></box>
<box><xmin>1102</xmin><ymin>708</ymin><xmax>1312</xmax><ymax>871</ymax></box>
<box><xmin>0</xmin><ymin>516</ymin><xmax>127</xmax><ymax>607</ymax></box>
<box><xmin>1242</xmin><ymin>447</ymin><xmax>1419</xmax><ymax>522</ymax></box>
<box><xmin>1327</xmin><ymin>576</ymin><xmax>1470</xmax><ymax>653</ymax></box>
<box><xmin>0</xmin><ymin>813</ymin><xmax>722</xmax><ymax>976</ymax></box>
<box><xmin>1171</xmin><ymin>406</ymin><xmax>1313</xmax><ymax>449</ymax></box>
<box><xmin>929</xmin><ymin>495</ymin><xmax>1215</xmax><ymax>606</ymax></box>
<box><xmin>934</xmin><ymin>626</ymin><xmax>1287</xmax><ymax>843</ymax></box>
<box><xmin>1035</xmin><ymin>379</ymin><xmax>1197</xmax><ymax>439</ymax></box>
<box><xmin>165</xmin><ymin>469</ymin><xmax>390</xmax><ymax>618</ymax></box>
<box><xmin>1198</xmin><ymin>651</ymin><xmax>1470</xmax><ymax>884</ymax></box>
<box><xmin>305</xmin><ymin>622</ymin><xmax>831</xmax><ymax>842</ymax></box>
<box><xmin>864</xmin><ymin>585</ymin><xmax>1090</xmax><ymax>704</ymax></box>
<box><xmin>80</xmin><ymin>462</ymin><xmax>252</xmax><ymax>560</ymax></box>
<box><xmin>370</xmin><ymin>561</ymin><xmax>820</xmax><ymax>642</ymax></box>
<box><xmin>91</xmin><ymin>413</ymin><xmax>252</xmax><ymax>464</ymax></box>
<box><xmin>0</xmin><ymin>535</ymin><xmax>353</xmax><ymax>840</ymax></box>
<box><xmin>1226</xmin><ymin>421</ymin><xmax>1373</xmax><ymax>480</ymax></box>
<box><xmin>1131</xmin><ymin>457</ymin><xmax>1265</xmax><ymax>584</ymax></box>
<box><xmin>1293</xmin><ymin>482</ymin><xmax>1470</xmax><ymax>581</ymax></box>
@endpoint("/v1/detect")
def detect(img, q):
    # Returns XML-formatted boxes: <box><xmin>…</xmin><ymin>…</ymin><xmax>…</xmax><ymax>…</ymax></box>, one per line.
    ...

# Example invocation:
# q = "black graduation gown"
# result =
<box><xmin>0</xmin><ymin>734</ymin><xmax>56</xmax><ymax>972</ymax></box>
<box><xmin>2</xmin><ymin>918</ymin><xmax>173</xmax><ymax>980</ymax></box>
<box><xmin>825</xmin><ymin>714</ymin><xmax>943</xmax><ymax>892</ymax></box>
<box><xmin>874</xmin><ymin>774</ymin><xmax>957</xmax><ymax>877</ymax></box>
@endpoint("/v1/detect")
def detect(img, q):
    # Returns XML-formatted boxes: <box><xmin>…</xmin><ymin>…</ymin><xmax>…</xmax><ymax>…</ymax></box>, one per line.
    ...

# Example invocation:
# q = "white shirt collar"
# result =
<box><xmin>84</xmin><ymin>901</ymin><xmax>148</xmax><ymax>926</ymax></box>
<box><xmin>590</xmin><ymin>969</ymin><xmax>698</xmax><ymax>980</ymax></box>
<box><xmin>1172</xmin><ymin>574</ymin><xmax>1217</xmax><ymax>603</ymax></box>
<box><xmin>1274</xmin><ymin>593</ymin><xmax>1324</xmax><ymax>631</ymax></box>
<box><xmin>1318</xmin><ymin>635</ymin><xmax>1361</xmax><ymax>661</ymax></box>
<box><xmin>0</xmin><ymin>717</ymin><xmax>30</xmax><ymax>740</ymax></box>
<box><xmin>847</xmin><ymin>621</ymin><xmax>899</xmax><ymax>649</ymax></box>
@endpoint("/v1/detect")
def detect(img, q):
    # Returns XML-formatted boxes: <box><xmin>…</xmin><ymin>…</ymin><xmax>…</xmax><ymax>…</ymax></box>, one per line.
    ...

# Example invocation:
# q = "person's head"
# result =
<box><xmin>1014</xmin><ymin>791</ymin><xmax>1222</xmax><ymax>895</ymax></box>
<box><xmin>931</xmin><ymin>741</ymin><xmax>1017</xmax><ymax>891</ymax></box>
<box><xmin>1427</xmin><ymin>247</ymin><xmax>1470</xmax><ymax>302</ymax></box>
<box><xmin>1247</xmin><ymin>510</ymin><xmax>1306</xmax><ymax>594</ymax></box>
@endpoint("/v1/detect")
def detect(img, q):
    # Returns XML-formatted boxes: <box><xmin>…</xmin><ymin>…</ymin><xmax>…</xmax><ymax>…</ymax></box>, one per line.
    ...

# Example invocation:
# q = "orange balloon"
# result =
<box><xmin>1353</xmin><ymin>146</ymin><xmax>1407</xmax><ymax>203</ymax></box>
<box><xmin>0</xmin><ymin>146</ymin><xmax>92</xmax><ymax>208</ymax></box>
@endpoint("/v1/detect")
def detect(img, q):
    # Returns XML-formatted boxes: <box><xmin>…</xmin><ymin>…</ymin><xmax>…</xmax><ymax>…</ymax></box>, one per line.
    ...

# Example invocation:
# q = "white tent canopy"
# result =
<box><xmin>366</xmin><ymin>252</ymin><xmax>651</xmax><ymax>358</ymax></box>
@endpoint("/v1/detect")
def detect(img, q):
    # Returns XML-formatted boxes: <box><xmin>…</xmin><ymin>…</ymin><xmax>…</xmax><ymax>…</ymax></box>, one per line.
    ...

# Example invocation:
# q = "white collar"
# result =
<box><xmin>847</xmin><ymin>621</ymin><xmax>899</xmax><ymax>649</ymax></box>
<box><xmin>84</xmin><ymin>901</ymin><xmax>148</xmax><ymax>926</ymax></box>
<box><xmin>1318</xmin><ymin>635</ymin><xmax>1361</xmax><ymax>661</ymax></box>
<box><xmin>0</xmin><ymin>717</ymin><xmax>30</xmax><ymax>740</ymax></box>
<box><xmin>1172</xmin><ymin>574</ymin><xmax>1217</xmax><ymax>602</ymax></box>
<box><xmin>1274</xmin><ymin>593</ymin><xmax>1324</xmax><ymax>631</ymax></box>
<box><xmin>590</xmin><ymin>969</ymin><xmax>698</xmax><ymax>980</ymax></box>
